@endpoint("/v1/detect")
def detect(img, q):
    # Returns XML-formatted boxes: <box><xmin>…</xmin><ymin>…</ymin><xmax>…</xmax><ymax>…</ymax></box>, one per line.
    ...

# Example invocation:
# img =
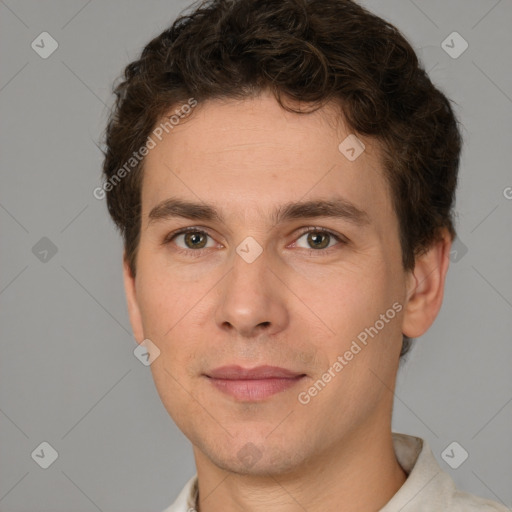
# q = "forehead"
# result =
<box><xmin>140</xmin><ymin>91</ymin><xmax>394</xmax><ymax>229</ymax></box>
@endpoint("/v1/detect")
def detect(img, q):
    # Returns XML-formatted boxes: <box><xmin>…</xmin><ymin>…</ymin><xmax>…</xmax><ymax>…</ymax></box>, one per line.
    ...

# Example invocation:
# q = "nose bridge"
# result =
<box><xmin>227</xmin><ymin>240</ymin><xmax>271</xmax><ymax>307</ymax></box>
<box><xmin>226</xmin><ymin>229</ymin><xmax>266</xmax><ymax>278</ymax></box>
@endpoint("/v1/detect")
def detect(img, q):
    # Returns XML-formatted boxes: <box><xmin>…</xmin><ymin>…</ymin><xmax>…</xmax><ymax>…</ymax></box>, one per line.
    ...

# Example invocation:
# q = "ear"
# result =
<box><xmin>402</xmin><ymin>230</ymin><xmax>452</xmax><ymax>338</ymax></box>
<box><xmin>122</xmin><ymin>254</ymin><xmax>145</xmax><ymax>343</ymax></box>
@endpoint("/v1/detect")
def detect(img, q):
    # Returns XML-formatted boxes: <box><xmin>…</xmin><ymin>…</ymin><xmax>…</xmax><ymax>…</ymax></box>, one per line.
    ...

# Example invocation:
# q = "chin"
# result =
<box><xmin>199</xmin><ymin>437</ymin><xmax>308</xmax><ymax>477</ymax></box>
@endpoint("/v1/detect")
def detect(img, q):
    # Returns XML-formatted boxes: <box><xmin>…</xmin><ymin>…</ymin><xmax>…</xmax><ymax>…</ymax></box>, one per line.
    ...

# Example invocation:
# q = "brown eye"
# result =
<box><xmin>295</xmin><ymin>229</ymin><xmax>342</xmax><ymax>251</ymax></box>
<box><xmin>306</xmin><ymin>231</ymin><xmax>331</xmax><ymax>249</ymax></box>
<box><xmin>183</xmin><ymin>231</ymin><xmax>208</xmax><ymax>249</ymax></box>
<box><xmin>165</xmin><ymin>228</ymin><xmax>215</xmax><ymax>252</ymax></box>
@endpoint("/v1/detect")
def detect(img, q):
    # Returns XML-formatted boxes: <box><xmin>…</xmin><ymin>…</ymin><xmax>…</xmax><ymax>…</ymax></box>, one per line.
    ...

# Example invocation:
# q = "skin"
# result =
<box><xmin>123</xmin><ymin>89</ymin><xmax>452</xmax><ymax>512</ymax></box>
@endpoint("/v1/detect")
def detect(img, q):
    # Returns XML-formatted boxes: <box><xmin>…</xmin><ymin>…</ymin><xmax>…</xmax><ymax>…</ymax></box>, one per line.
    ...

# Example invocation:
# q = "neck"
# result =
<box><xmin>193</xmin><ymin>419</ymin><xmax>407</xmax><ymax>512</ymax></box>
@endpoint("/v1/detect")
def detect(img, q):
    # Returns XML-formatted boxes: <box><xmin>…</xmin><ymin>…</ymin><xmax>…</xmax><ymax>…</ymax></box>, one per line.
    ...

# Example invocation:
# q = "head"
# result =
<box><xmin>102</xmin><ymin>0</ymin><xmax>461</xmax><ymax>475</ymax></box>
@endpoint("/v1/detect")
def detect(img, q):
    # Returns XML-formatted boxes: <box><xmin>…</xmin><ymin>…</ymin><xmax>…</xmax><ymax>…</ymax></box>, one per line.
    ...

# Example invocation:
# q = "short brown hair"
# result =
<box><xmin>101</xmin><ymin>0</ymin><xmax>463</xmax><ymax>358</ymax></box>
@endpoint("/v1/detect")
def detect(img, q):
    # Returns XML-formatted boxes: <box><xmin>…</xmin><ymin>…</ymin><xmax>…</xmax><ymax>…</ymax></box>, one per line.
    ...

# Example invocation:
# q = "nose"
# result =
<box><xmin>214</xmin><ymin>247</ymin><xmax>289</xmax><ymax>339</ymax></box>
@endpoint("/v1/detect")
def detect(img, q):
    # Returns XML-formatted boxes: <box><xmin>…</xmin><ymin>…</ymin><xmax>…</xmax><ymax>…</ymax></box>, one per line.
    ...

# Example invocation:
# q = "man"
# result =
<box><xmin>101</xmin><ymin>0</ymin><xmax>508</xmax><ymax>510</ymax></box>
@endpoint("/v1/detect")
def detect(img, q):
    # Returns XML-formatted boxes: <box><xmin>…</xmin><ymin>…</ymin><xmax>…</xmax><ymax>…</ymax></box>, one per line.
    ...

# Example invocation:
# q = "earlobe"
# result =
<box><xmin>122</xmin><ymin>255</ymin><xmax>145</xmax><ymax>343</ymax></box>
<box><xmin>402</xmin><ymin>230</ymin><xmax>452</xmax><ymax>339</ymax></box>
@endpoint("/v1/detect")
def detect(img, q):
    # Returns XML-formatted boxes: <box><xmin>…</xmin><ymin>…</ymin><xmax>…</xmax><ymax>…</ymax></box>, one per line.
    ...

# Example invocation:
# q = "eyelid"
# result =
<box><xmin>293</xmin><ymin>226</ymin><xmax>347</xmax><ymax>244</ymax></box>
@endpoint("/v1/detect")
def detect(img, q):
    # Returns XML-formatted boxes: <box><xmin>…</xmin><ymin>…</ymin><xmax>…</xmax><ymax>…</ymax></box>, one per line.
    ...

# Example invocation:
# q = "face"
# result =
<box><xmin>124</xmin><ymin>90</ymin><xmax>417</xmax><ymax>476</ymax></box>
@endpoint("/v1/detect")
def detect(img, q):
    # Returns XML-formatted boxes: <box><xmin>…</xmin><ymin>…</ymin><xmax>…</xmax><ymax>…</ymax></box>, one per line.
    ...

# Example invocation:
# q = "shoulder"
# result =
<box><xmin>386</xmin><ymin>433</ymin><xmax>509</xmax><ymax>512</ymax></box>
<box><xmin>448</xmin><ymin>487</ymin><xmax>509</xmax><ymax>511</ymax></box>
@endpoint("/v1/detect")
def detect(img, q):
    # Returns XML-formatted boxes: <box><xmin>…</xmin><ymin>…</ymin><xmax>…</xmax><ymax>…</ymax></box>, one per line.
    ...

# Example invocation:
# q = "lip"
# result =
<box><xmin>205</xmin><ymin>365</ymin><xmax>306</xmax><ymax>401</ymax></box>
<box><xmin>207</xmin><ymin>365</ymin><xmax>304</xmax><ymax>380</ymax></box>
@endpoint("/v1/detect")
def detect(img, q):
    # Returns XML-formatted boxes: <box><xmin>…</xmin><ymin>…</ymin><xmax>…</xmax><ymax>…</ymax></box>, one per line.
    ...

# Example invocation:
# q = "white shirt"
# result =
<box><xmin>162</xmin><ymin>432</ymin><xmax>509</xmax><ymax>511</ymax></box>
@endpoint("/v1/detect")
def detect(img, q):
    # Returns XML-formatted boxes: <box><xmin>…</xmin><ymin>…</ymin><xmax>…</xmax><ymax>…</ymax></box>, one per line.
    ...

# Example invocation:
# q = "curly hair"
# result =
<box><xmin>101</xmin><ymin>0</ymin><xmax>463</xmax><ymax>359</ymax></box>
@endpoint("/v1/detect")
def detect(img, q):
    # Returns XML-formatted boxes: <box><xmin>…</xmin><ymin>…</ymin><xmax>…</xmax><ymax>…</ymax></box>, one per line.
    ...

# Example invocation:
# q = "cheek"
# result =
<box><xmin>136</xmin><ymin>262</ymin><xmax>186</xmax><ymax>342</ymax></box>
<box><xmin>314</xmin><ymin>265</ymin><xmax>388</xmax><ymax>334</ymax></box>
<box><xmin>136</xmin><ymin>261</ymin><xmax>210</xmax><ymax>376</ymax></box>
<box><xmin>138</xmin><ymin>268</ymin><xmax>206</xmax><ymax>423</ymax></box>
<box><xmin>305</xmin><ymin>259</ymin><xmax>403</xmax><ymax>375</ymax></box>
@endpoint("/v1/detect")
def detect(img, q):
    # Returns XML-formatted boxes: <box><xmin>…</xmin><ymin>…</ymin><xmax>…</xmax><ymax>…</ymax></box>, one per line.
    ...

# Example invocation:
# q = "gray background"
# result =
<box><xmin>0</xmin><ymin>0</ymin><xmax>511</xmax><ymax>510</ymax></box>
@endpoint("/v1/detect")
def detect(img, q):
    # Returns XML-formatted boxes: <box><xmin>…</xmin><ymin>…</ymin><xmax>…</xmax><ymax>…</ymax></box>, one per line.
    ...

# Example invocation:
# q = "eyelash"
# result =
<box><xmin>162</xmin><ymin>226</ymin><xmax>347</xmax><ymax>258</ymax></box>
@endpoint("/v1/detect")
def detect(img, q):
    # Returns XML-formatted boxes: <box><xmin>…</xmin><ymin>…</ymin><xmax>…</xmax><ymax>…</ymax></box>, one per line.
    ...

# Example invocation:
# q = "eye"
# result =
<box><xmin>162</xmin><ymin>226</ymin><xmax>347</xmax><ymax>257</ymax></box>
<box><xmin>163</xmin><ymin>227</ymin><xmax>217</xmax><ymax>254</ymax></box>
<box><xmin>293</xmin><ymin>228</ymin><xmax>345</xmax><ymax>252</ymax></box>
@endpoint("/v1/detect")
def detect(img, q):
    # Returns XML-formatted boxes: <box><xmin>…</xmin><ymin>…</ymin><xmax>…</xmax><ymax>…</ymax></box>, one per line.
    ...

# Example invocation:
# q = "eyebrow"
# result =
<box><xmin>147</xmin><ymin>196</ymin><xmax>370</xmax><ymax>227</ymax></box>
